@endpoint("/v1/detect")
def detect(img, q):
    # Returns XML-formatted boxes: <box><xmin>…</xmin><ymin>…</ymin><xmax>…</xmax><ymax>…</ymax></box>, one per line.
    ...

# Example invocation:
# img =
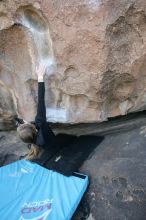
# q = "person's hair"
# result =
<box><xmin>17</xmin><ymin>123</ymin><xmax>37</xmax><ymax>144</ymax></box>
<box><xmin>25</xmin><ymin>143</ymin><xmax>43</xmax><ymax>160</ymax></box>
<box><xmin>17</xmin><ymin>123</ymin><xmax>43</xmax><ymax>160</ymax></box>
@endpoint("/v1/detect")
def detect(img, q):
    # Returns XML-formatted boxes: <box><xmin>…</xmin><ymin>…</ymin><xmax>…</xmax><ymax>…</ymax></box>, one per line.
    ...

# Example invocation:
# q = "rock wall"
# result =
<box><xmin>0</xmin><ymin>0</ymin><xmax>146</xmax><ymax>128</ymax></box>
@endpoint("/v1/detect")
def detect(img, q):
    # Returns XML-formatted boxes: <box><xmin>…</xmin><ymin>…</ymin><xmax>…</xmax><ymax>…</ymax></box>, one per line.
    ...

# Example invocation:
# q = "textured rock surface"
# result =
<box><xmin>1</xmin><ymin>115</ymin><xmax>146</xmax><ymax>219</ymax></box>
<box><xmin>75</xmin><ymin>124</ymin><xmax>146</xmax><ymax>220</ymax></box>
<box><xmin>1</xmin><ymin>0</ymin><xmax>146</xmax><ymax>127</ymax></box>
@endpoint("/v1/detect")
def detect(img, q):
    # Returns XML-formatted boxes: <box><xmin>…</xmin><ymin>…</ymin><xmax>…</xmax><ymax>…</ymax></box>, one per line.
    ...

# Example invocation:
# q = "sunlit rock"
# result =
<box><xmin>0</xmin><ymin>0</ymin><xmax>146</xmax><ymax>129</ymax></box>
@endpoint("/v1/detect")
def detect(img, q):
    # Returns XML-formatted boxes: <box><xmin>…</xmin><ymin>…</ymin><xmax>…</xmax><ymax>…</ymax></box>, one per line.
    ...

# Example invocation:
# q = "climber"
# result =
<box><xmin>16</xmin><ymin>64</ymin><xmax>58</xmax><ymax>160</ymax></box>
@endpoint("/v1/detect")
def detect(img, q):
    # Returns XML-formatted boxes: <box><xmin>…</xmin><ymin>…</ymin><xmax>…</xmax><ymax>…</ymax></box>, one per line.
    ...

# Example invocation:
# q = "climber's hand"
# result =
<box><xmin>36</xmin><ymin>63</ymin><xmax>47</xmax><ymax>82</ymax></box>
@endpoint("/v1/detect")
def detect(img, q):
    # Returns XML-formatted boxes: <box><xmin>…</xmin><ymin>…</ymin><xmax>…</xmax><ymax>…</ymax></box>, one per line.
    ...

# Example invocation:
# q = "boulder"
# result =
<box><xmin>0</xmin><ymin>0</ymin><xmax>146</xmax><ymax>128</ymax></box>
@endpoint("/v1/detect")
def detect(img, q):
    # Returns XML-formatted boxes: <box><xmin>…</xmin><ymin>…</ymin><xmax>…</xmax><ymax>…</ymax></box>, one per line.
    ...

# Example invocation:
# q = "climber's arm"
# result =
<box><xmin>34</xmin><ymin>64</ymin><xmax>47</xmax><ymax>147</ymax></box>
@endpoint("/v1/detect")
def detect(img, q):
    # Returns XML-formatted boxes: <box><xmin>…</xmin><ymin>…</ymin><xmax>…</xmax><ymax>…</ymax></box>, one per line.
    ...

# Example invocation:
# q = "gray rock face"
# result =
<box><xmin>1</xmin><ymin>0</ymin><xmax>146</xmax><ymax>128</ymax></box>
<box><xmin>1</xmin><ymin>114</ymin><xmax>146</xmax><ymax>220</ymax></box>
<box><xmin>73</xmin><ymin>119</ymin><xmax>146</xmax><ymax>220</ymax></box>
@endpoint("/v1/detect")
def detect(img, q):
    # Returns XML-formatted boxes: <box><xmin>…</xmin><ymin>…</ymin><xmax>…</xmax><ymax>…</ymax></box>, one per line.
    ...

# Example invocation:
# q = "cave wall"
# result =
<box><xmin>1</xmin><ymin>0</ymin><xmax>146</xmax><ymax>129</ymax></box>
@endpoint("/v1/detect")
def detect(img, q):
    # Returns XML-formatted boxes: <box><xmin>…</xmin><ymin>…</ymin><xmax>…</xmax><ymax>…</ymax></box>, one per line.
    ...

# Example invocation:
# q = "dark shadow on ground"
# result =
<box><xmin>1</xmin><ymin>115</ymin><xmax>146</xmax><ymax>219</ymax></box>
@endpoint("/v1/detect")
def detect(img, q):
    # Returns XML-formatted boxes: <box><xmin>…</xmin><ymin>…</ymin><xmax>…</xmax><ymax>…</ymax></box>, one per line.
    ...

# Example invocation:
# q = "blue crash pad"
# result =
<box><xmin>0</xmin><ymin>160</ymin><xmax>88</xmax><ymax>220</ymax></box>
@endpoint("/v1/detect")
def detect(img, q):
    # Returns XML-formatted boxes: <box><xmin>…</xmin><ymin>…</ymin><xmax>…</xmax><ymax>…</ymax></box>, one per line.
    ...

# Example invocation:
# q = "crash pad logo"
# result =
<box><xmin>20</xmin><ymin>199</ymin><xmax>53</xmax><ymax>220</ymax></box>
